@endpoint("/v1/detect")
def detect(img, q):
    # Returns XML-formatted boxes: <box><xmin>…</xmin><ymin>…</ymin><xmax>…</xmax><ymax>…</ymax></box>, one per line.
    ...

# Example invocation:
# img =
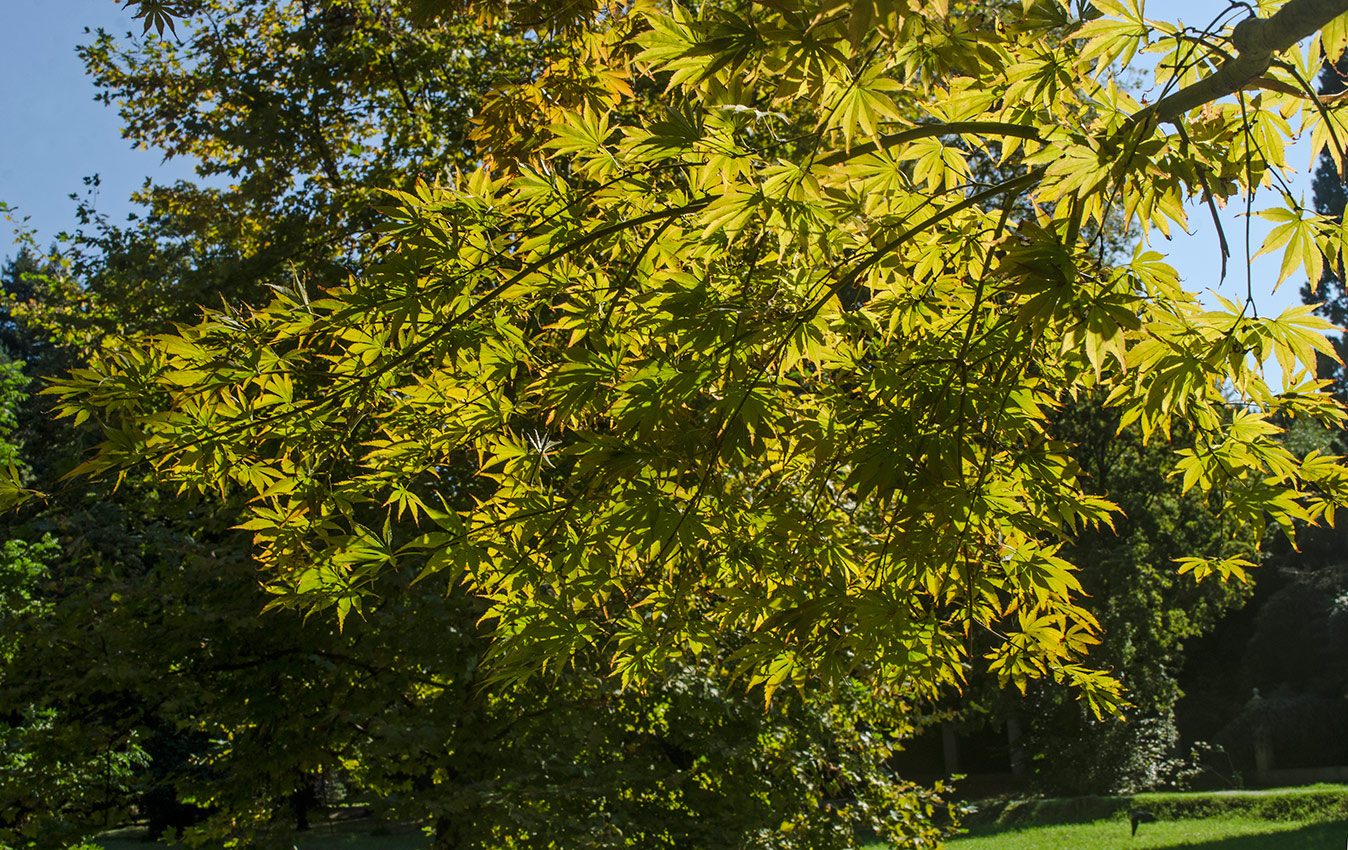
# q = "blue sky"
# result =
<box><xmin>1146</xmin><ymin>1</ymin><xmax>1320</xmax><ymax>326</ymax></box>
<box><xmin>0</xmin><ymin>0</ymin><xmax>1321</xmax><ymax>338</ymax></box>
<box><xmin>0</xmin><ymin>0</ymin><xmax>199</xmax><ymax>245</ymax></box>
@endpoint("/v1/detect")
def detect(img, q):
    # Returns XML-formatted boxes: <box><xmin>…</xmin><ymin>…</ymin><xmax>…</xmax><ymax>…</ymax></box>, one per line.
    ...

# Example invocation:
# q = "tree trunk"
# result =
<box><xmin>432</xmin><ymin>815</ymin><xmax>468</xmax><ymax>850</ymax></box>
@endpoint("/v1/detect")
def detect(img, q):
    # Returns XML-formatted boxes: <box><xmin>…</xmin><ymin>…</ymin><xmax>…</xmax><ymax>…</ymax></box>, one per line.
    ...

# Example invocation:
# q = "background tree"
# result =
<box><xmin>36</xmin><ymin>0</ymin><xmax>536</xmax><ymax>340</ymax></box>
<box><xmin>0</xmin><ymin>356</ymin><xmax>129</xmax><ymax>849</ymax></box>
<box><xmin>980</xmin><ymin>401</ymin><xmax>1255</xmax><ymax>794</ymax></box>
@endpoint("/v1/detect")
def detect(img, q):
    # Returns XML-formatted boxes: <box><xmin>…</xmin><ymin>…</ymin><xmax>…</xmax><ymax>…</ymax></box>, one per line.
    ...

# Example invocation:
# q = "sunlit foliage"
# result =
<box><xmin>78</xmin><ymin>0</ymin><xmax>1348</xmax><ymax>716</ymax></box>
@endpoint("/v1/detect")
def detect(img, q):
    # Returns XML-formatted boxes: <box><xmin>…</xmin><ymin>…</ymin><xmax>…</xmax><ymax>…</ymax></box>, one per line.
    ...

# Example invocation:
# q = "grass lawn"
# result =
<box><xmin>942</xmin><ymin>816</ymin><xmax>1348</xmax><ymax>849</ymax></box>
<box><xmin>926</xmin><ymin>785</ymin><xmax>1348</xmax><ymax>849</ymax></box>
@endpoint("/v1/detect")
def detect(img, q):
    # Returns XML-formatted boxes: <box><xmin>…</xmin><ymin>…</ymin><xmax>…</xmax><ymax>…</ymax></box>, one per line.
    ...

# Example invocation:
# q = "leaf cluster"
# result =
<box><xmin>67</xmin><ymin>0</ymin><xmax>1348</xmax><ymax>727</ymax></box>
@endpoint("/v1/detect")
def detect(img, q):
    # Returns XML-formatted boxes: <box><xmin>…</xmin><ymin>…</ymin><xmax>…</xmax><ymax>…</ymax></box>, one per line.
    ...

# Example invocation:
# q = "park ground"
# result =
<box><xmin>92</xmin><ymin>784</ymin><xmax>1348</xmax><ymax>849</ymax></box>
<box><xmin>940</xmin><ymin>784</ymin><xmax>1348</xmax><ymax>850</ymax></box>
<box><xmin>944</xmin><ymin>817</ymin><xmax>1345</xmax><ymax>849</ymax></box>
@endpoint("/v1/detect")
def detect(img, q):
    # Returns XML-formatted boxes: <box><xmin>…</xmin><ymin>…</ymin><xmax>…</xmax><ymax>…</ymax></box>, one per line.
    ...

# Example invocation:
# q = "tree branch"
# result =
<box><xmin>1151</xmin><ymin>0</ymin><xmax>1348</xmax><ymax>123</ymax></box>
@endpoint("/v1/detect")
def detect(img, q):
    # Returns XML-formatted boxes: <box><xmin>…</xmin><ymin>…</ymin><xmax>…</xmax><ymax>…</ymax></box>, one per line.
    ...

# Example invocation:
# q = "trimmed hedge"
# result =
<box><xmin>963</xmin><ymin>785</ymin><xmax>1348</xmax><ymax>827</ymax></box>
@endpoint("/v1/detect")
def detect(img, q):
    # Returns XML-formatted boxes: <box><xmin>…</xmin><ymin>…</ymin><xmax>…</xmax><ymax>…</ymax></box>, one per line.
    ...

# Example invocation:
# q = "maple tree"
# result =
<box><xmin>1</xmin><ymin>4</ymin><xmax>952</xmax><ymax>848</ymax></box>
<box><xmin>74</xmin><ymin>0</ymin><xmax>1348</xmax><ymax>718</ymax></box>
